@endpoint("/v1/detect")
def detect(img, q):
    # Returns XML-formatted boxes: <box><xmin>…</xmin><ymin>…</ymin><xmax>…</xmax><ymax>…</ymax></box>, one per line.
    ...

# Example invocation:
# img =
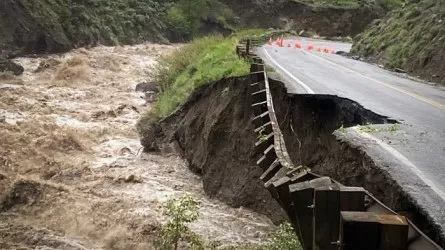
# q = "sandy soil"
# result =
<box><xmin>0</xmin><ymin>44</ymin><xmax>274</xmax><ymax>249</ymax></box>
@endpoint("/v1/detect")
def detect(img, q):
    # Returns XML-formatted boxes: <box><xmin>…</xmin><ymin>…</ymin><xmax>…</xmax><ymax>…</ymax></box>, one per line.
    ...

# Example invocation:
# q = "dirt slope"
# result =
<box><xmin>351</xmin><ymin>0</ymin><xmax>445</xmax><ymax>85</ymax></box>
<box><xmin>140</xmin><ymin>76</ymin><xmax>288</xmax><ymax>224</ymax></box>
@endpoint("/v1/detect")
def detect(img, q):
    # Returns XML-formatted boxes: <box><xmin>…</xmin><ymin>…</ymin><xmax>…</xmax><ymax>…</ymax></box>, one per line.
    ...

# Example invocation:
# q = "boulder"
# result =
<box><xmin>135</xmin><ymin>81</ymin><xmax>158</xmax><ymax>93</ymax></box>
<box><xmin>0</xmin><ymin>58</ymin><xmax>24</xmax><ymax>75</ymax></box>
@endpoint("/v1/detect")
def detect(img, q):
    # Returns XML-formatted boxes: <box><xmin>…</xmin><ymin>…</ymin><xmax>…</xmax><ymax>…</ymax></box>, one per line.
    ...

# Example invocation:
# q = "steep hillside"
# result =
<box><xmin>351</xmin><ymin>0</ymin><xmax>445</xmax><ymax>85</ymax></box>
<box><xmin>0</xmin><ymin>0</ymin><xmax>387</xmax><ymax>59</ymax></box>
<box><xmin>0</xmin><ymin>0</ymin><xmax>171</xmax><ymax>57</ymax></box>
<box><xmin>222</xmin><ymin>0</ymin><xmax>385</xmax><ymax>37</ymax></box>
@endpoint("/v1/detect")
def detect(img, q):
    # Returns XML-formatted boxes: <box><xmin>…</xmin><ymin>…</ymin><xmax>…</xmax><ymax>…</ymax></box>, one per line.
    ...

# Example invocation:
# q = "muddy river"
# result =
<box><xmin>0</xmin><ymin>44</ymin><xmax>274</xmax><ymax>249</ymax></box>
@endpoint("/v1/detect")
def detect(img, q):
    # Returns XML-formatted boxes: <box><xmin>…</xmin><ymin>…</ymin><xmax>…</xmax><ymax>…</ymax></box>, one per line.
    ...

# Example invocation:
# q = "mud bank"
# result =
<box><xmin>140</xmin><ymin>76</ymin><xmax>288</xmax><ymax>224</ymax></box>
<box><xmin>143</xmin><ymin>75</ymin><xmax>444</xmax><ymax>247</ymax></box>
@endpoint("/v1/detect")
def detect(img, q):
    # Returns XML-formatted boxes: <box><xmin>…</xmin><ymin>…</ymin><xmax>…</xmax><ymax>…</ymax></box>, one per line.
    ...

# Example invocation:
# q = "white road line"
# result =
<box><xmin>262</xmin><ymin>48</ymin><xmax>315</xmax><ymax>94</ymax></box>
<box><xmin>262</xmin><ymin>46</ymin><xmax>445</xmax><ymax>202</ymax></box>
<box><xmin>353</xmin><ymin>127</ymin><xmax>445</xmax><ymax>202</ymax></box>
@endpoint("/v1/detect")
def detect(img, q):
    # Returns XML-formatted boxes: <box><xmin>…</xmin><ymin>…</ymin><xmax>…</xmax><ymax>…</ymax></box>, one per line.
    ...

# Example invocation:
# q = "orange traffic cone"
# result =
<box><xmin>295</xmin><ymin>42</ymin><xmax>301</xmax><ymax>49</ymax></box>
<box><xmin>268</xmin><ymin>37</ymin><xmax>272</xmax><ymax>45</ymax></box>
<box><xmin>275</xmin><ymin>37</ymin><xmax>280</xmax><ymax>46</ymax></box>
<box><xmin>287</xmin><ymin>43</ymin><xmax>291</xmax><ymax>48</ymax></box>
<box><xmin>324</xmin><ymin>48</ymin><xmax>329</xmax><ymax>53</ymax></box>
<box><xmin>331</xmin><ymin>50</ymin><xmax>336</xmax><ymax>54</ymax></box>
<box><xmin>317</xmin><ymin>48</ymin><xmax>321</xmax><ymax>52</ymax></box>
<box><xmin>307</xmin><ymin>44</ymin><xmax>314</xmax><ymax>50</ymax></box>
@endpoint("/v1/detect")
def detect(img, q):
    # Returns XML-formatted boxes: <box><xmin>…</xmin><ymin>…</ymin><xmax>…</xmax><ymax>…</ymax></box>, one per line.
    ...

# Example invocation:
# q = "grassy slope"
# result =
<box><xmin>152</xmin><ymin>34</ymin><xmax>254</xmax><ymax>118</ymax></box>
<box><xmin>20</xmin><ymin>0</ymin><xmax>171</xmax><ymax>45</ymax></box>
<box><xmin>1</xmin><ymin>0</ymin><xmax>237</xmax><ymax>55</ymax></box>
<box><xmin>294</xmin><ymin>0</ymin><xmax>402</xmax><ymax>10</ymax></box>
<box><xmin>351</xmin><ymin>0</ymin><xmax>445</xmax><ymax>84</ymax></box>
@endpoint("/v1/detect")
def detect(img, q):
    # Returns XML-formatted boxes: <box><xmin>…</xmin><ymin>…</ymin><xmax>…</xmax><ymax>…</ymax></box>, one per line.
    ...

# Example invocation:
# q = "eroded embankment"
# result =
<box><xmin>143</xmin><ymin>75</ymin><xmax>445</xmax><ymax>247</ymax></box>
<box><xmin>140</xmin><ymin>76</ymin><xmax>288</xmax><ymax>224</ymax></box>
<box><xmin>269</xmin><ymin>79</ymin><xmax>445</xmax><ymax>247</ymax></box>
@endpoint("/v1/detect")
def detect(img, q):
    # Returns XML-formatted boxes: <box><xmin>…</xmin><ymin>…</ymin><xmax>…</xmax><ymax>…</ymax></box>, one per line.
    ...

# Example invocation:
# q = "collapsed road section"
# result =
<box><xmin>140</xmin><ymin>40</ymin><xmax>444</xmax><ymax>250</ymax></box>
<box><xmin>241</xmin><ymin>39</ymin><xmax>445</xmax><ymax>249</ymax></box>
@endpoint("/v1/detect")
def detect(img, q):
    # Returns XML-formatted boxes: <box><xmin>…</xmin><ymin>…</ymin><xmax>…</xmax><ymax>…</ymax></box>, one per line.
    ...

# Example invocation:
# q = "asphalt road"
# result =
<box><xmin>258</xmin><ymin>37</ymin><xmax>445</xmax><ymax>236</ymax></box>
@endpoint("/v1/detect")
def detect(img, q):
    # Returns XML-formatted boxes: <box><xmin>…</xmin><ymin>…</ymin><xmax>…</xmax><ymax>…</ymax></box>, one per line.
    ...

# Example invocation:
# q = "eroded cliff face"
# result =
<box><xmin>139</xmin><ymin>76</ymin><xmax>288</xmax><ymax>224</ymax></box>
<box><xmin>141</xmin><ymin>74</ymin><xmax>445</xmax><ymax>246</ymax></box>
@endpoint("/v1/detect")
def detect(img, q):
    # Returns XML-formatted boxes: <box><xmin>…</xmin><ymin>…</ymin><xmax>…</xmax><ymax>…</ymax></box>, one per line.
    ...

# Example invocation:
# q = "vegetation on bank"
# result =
<box><xmin>150</xmin><ymin>31</ymin><xmax>266</xmax><ymax>118</ymax></box>
<box><xmin>157</xmin><ymin>195</ymin><xmax>302</xmax><ymax>250</ymax></box>
<box><xmin>351</xmin><ymin>0</ymin><xmax>445</xmax><ymax>84</ymax></box>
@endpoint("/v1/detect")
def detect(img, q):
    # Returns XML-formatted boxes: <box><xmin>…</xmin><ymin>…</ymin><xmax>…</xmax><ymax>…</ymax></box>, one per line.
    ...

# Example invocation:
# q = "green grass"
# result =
<box><xmin>358</xmin><ymin>124</ymin><xmax>400</xmax><ymax>134</ymax></box>
<box><xmin>351</xmin><ymin>0</ymin><xmax>444</xmax><ymax>71</ymax></box>
<box><xmin>20</xmin><ymin>0</ymin><xmax>172</xmax><ymax>46</ymax></box>
<box><xmin>152</xmin><ymin>34</ymin><xmax>252</xmax><ymax>118</ymax></box>
<box><xmin>294</xmin><ymin>0</ymin><xmax>402</xmax><ymax>9</ymax></box>
<box><xmin>295</xmin><ymin>0</ymin><xmax>360</xmax><ymax>8</ymax></box>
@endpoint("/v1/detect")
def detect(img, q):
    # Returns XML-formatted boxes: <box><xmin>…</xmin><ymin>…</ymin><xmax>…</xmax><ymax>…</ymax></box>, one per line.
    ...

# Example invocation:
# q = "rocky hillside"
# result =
<box><xmin>351</xmin><ymin>0</ymin><xmax>445</xmax><ymax>85</ymax></box>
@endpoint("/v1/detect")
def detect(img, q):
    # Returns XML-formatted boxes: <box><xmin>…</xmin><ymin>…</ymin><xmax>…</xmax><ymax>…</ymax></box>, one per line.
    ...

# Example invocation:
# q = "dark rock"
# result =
<box><xmin>135</xmin><ymin>81</ymin><xmax>158</xmax><ymax>93</ymax></box>
<box><xmin>394</xmin><ymin>68</ymin><xmax>407</xmax><ymax>73</ymax></box>
<box><xmin>0</xmin><ymin>0</ymin><xmax>73</xmax><ymax>56</ymax></box>
<box><xmin>351</xmin><ymin>55</ymin><xmax>361</xmax><ymax>60</ymax></box>
<box><xmin>336</xmin><ymin>51</ymin><xmax>349</xmax><ymax>56</ymax></box>
<box><xmin>0</xmin><ymin>58</ymin><xmax>24</xmax><ymax>75</ymax></box>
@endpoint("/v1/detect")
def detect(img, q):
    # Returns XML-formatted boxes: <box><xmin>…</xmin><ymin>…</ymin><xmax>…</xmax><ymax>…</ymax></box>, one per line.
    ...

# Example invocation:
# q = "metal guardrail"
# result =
<box><xmin>236</xmin><ymin>39</ymin><xmax>443</xmax><ymax>250</ymax></box>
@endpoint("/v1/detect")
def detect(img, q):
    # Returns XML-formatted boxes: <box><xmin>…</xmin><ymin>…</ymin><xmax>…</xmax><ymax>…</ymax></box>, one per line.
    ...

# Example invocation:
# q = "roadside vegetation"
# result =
<box><xmin>152</xmin><ymin>35</ymin><xmax>250</xmax><ymax>118</ymax></box>
<box><xmin>157</xmin><ymin>195</ymin><xmax>302</xmax><ymax>250</ymax></box>
<box><xmin>148</xmin><ymin>29</ymin><xmax>269</xmax><ymax>119</ymax></box>
<box><xmin>351</xmin><ymin>0</ymin><xmax>445</xmax><ymax>84</ymax></box>
<box><xmin>295</xmin><ymin>0</ymin><xmax>402</xmax><ymax>10</ymax></box>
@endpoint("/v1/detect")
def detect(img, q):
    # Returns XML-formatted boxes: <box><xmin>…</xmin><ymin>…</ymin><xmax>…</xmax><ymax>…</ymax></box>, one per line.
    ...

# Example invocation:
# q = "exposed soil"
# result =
<box><xmin>269</xmin><ymin>79</ymin><xmax>445</xmax><ymax>247</ymax></box>
<box><xmin>140</xmin><ymin>76</ymin><xmax>288</xmax><ymax>224</ymax></box>
<box><xmin>144</xmin><ymin>73</ymin><xmax>445</xmax><ymax>247</ymax></box>
<box><xmin>0</xmin><ymin>45</ymin><xmax>274</xmax><ymax>249</ymax></box>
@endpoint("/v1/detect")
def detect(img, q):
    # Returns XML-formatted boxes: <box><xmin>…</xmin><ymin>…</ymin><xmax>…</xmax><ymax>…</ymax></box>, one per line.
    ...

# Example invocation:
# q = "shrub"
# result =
<box><xmin>156</xmin><ymin>195</ymin><xmax>203</xmax><ymax>250</ymax></box>
<box><xmin>263</xmin><ymin>223</ymin><xmax>302</xmax><ymax>250</ymax></box>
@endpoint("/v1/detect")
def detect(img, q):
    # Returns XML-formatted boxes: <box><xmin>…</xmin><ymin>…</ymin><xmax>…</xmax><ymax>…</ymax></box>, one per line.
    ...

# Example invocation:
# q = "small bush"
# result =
<box><xmin>263</xmin><ymin>223</ymin><xmax>302</xmax><ymax>250</ymax></box>
<box><xmin>156</xmin><ymin>195</ymin><xmax>203</xmax><ymax>250</ymax></box>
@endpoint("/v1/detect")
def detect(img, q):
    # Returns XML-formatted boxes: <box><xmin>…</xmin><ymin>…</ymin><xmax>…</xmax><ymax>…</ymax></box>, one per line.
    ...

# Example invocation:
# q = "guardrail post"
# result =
<box><xmin>289</xmin><ymin>177</ymin><xmax>332</xmax><ymax>250</ymax></box>
<box><xmin>378</xmin><ymin>214</ymin><xmax>409</xmax><ymax>250</ymax></box>
<box><xmin>246</xmin><ymin>39</ymin><xmax>250</xmax><ymax>55</ymax></box>
<box><xmin>340</xmin><ymin>187</ymin><xmax>366</xmax><ymax>212</ymax></box>
<box><xmin>313</xmin><ymin>183</ymin><xmax>341</xmax><ymax>250</ymax></box>
<box><xmin>340</xmin><ymin>212</ymin><xmax>409</xmax><ymax>250</ymax></box>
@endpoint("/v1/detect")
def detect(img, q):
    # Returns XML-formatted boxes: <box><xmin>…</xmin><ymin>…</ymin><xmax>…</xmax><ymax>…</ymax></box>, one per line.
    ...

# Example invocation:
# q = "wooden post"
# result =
<box><xmin>289</xmin><ymin>177</ymin><xmax>331</xmax><ymax>250</ymax></box>
<box><xmin>313</xmin><ymin>183</ymin><xmax>340</xmax><ymax>250</ymax></box>
<box><xmin>246</xmin><ymin>39</ymin><xmax>250</xmax><ymax>55</ymax></box>
<box><xmin>340</xmin><ymin>187</ymin><xmax>366</xmax><ymax>212</ymax></box>
<box><xmin>377</xmin><ymin>214</ymin><xmax>409</xmax><ymax>250</ymax></box>
<box><xmin>340</xmin><ymin>212</ymin><xmax>409</xmax><ymax>250</ymax></box>
<box><xmin>340</xmin><ymin>212</ymin><xmax>380</xmax><ymax>250</ymax></box>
